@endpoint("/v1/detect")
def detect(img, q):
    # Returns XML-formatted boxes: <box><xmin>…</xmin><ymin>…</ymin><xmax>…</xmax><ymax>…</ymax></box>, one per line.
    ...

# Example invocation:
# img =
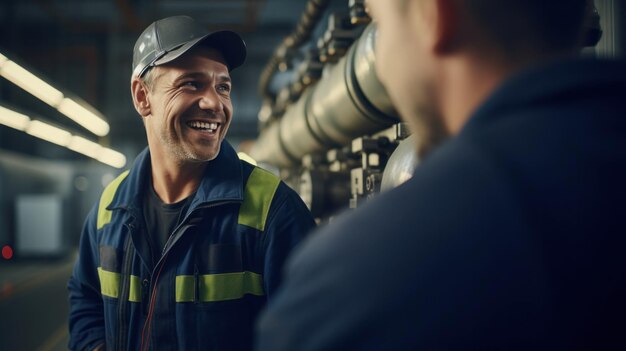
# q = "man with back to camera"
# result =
<box><xmin>257</xmin><ymin>0</ymin><xmax>626</xmax><ymax>349</ymax></box>
<box><xmin>67</xmin><ymin>15</ymin><xmax>316</xmax><ymax>351</ymax></box>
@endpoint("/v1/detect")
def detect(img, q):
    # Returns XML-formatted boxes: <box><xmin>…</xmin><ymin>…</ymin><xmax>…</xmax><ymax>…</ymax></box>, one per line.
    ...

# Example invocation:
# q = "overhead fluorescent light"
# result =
<box><xmin>26</xmin><ymin>120</ymin><xmax>72</xmax><ymax>147</ymax></box>
<box><xmin>0</xmin><ymin>104</ymin><xmax>125</xmax><ymax>169</ymax></box>
<box><xmin>98</xmin><ymin>148</ymin><xmax>127</xmax><ymax>169</ymax></box>
<box><xmin>0</xmin><ymin>61</ymin><xmax>64</xmax><ymax>107</ymax></box>
<box><xmin>57</xmin><ymin>98</ymin><xmax>110</xmax><ymax>137</ymax></box>
<box><xmin>0</xmin><ymin>51</ymin><xmax>111</xmax><ymax>137</ymax></box>
<box><xmin>68</xmin><ymin>135</ymin><xmax>103</xmax><ymax>159</ymax></box>
<box><xmin>0</xmin><ymin>105</ymin><xmax>31</xmax><ymax>131</ymax></box>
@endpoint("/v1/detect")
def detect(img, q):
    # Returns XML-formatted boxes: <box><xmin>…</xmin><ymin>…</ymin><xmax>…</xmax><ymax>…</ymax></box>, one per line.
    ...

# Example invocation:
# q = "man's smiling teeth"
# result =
<box><xmin>187</xmin><ymin>121</ymin><xmax>218</xmax><ymax>132</ymax></box>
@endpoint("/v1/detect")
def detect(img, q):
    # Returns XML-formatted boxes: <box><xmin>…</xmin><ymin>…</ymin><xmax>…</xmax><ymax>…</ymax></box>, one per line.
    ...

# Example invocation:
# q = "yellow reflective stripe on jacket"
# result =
<box><xmin>176</xmin><ymin>276</ymin><xmax>196</xmax><ymax>302</ymax></box>
<box><xmin>199</xmin><ymin>271</ymin><xmax>264</xmax><ymax>302</ymax></box>
<box><xmin>238</xmin><ymin>167</ymin><xmax>280</xmax><ymax>231</ymax></box>
<box><xmin>97</xmin><ymin>267</ymin><xmax>142</xmax><ymax>302</ymax></box>
<box><xmin>98</xmin><ymin>267</ymin><xmax>120</xmax><ymax>298</ymax></box>
<box><xmin>97</xmin><ymin>170</ymin><xmax>130</xmax><ymax>230</ymax></box>
<box><xmin>129</xmin><ymin>275</ymin><xmax>142</xmax><ymax>302</ymax></box>
<box><xmin>175</xmin><ymin>271</ymin><xmax>264</xmax><ymax>302</ymax></box>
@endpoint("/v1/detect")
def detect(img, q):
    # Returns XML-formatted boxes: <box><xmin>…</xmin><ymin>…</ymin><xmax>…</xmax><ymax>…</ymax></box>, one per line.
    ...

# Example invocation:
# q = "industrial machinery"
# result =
<box><xmin>250</xmin><ymin>0</ymin><xmax>605</xmax><ymax>221</ymax></box>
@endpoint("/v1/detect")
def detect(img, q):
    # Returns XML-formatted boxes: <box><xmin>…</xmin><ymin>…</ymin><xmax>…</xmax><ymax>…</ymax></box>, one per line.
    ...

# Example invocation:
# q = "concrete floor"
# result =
<box><xmin>0</xmin><ymin>254</ymin><xmax>74</xmax><ymax>351</ymax></box>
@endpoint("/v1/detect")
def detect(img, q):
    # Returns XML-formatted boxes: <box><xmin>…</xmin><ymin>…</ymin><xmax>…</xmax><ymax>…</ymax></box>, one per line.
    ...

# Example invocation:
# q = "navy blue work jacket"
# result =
<box><xmin>257</xmin><ymin>58</ymin><xmax>626</xmax><ymax>350</ymax></box>
<box><xmin>68</xmin><ymin>141</ymin><xmax>316</xmax><ymax>350</ymax></box>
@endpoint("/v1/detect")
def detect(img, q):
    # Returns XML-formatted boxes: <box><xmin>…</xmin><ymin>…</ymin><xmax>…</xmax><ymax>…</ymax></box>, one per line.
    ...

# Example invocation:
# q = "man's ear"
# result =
<box><xmin>431</xmin><ymin>0</ymin><xmax>461</xmax><ymax>55</ymax></box>
<box><xmin>131</xmin><ymin>78</ymin><xmax>151</xmax><ymax>117</ymax></box>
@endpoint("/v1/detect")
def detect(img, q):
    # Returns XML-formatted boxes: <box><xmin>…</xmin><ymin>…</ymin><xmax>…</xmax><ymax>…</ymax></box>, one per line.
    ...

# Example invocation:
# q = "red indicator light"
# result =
<box><xmin>2</xmin><ymin>245</ymin><xmax>13</xmax><ymax>260</ymax></box>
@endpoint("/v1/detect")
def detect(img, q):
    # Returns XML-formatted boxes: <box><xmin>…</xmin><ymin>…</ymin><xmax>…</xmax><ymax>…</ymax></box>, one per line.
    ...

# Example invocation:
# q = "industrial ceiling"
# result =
<box><xmin>0</xmin><ymin>0</ymin><xmax>311</xmax><ymax>166</ymax></box>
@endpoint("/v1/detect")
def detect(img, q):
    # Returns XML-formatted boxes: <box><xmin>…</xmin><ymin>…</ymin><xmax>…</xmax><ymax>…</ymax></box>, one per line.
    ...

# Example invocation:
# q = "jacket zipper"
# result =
<box><xmin>160</xmin><ymin>200</ymin><xmax>238</xmax><ymax>257</ymax></box>
<box><xmin>141</xmin><ymin>252</ymin><xmax>168</xmax><ymax>351</ymax></box>
<box><xmin>194</xmin><ymin>264</ymin><xmax>200</xmax><ymax>304</ymax></box>
<box><xmin>117</xmin><ymin>224</ymin><xmax>135</xmax><ymax>351</ymax></box>
<box><xmin>140</xmin><ymin>199</ymin><xmax>238</xmax><ymax>351</ymax></box>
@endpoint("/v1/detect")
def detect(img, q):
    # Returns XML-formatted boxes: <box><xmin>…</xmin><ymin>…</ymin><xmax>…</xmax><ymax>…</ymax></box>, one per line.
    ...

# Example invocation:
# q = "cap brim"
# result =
<box><xmin>153</xmin><ymin>30</ymin><xmax>247</xmax><ymax>71</ymax></box>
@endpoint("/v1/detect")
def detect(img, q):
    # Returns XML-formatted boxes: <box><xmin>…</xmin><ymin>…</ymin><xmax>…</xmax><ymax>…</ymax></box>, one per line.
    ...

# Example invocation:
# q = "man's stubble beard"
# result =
<box><xmin>158</xmin><ymin>128</ymin><xmax>220</xmax><ymax>164</ymax></box>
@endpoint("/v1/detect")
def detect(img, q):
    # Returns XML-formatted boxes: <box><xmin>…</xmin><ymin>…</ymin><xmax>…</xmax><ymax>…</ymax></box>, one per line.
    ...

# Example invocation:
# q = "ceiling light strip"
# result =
<box><xmin>0</xmin><ymin>104</ymin><xmax>125</xmax><ymax>168</ymax></box>
<box><xmin>0</xmin><ymin>52</ymin><xmax>110</xmax><ymax>137</ymax></box>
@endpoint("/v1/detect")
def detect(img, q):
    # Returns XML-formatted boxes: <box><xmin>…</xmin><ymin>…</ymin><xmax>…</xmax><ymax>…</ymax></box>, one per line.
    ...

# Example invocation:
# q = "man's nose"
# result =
<box><xmin>198</xmin><ymin>88</ymin><xmax>222</xmax><ymax>112</ymax></box>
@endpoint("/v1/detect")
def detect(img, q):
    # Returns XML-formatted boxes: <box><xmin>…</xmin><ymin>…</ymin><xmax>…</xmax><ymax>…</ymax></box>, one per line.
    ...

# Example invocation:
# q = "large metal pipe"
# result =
<box><xmin>251</xmin><ymin>23</ymin><xmax>399</xmax><ymax>167</ymax></box>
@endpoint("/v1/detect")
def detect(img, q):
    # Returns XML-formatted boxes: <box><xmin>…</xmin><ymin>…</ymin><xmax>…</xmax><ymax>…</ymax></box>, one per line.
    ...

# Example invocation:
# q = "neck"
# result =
<box><xmin>438</xmin><ymin>49</ymin><xmax>577</xmax><ymax>135</ymax></box>
<box><xmin>150</xmin><ymin>155</ymin><xmax>206</xmax><ymax>204</ymax></box>
<box><xmin>437</xmin><ymin>54</ymin><xmax>515</xmax><ymax>135</ymax></box>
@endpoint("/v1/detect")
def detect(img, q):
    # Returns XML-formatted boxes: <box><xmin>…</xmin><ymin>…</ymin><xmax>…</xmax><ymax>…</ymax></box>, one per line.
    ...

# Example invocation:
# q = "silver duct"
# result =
<box><xmin>250</xmin><ymin>23</ymin><xmax>399</xmax><ymax>167</ymax></box>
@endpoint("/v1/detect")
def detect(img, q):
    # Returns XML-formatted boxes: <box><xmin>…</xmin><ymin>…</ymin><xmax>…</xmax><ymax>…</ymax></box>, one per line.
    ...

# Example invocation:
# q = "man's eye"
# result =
<box><xmin>182</xmin><ymin>81</ymin><xmax>200</xmax><ymax>89</ymax></box>
<box><xmin>217</xmin><ymin>84</ymin><xmax>231</xmax><ymax>93</ymax></box>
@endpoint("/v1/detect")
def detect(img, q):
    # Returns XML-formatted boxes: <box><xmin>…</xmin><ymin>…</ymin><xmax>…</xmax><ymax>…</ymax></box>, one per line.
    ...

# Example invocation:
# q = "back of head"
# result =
<box><xmin>463</xmin><ymin>0</ymin><xmax>589</xmax><ymax>58</ymax></box>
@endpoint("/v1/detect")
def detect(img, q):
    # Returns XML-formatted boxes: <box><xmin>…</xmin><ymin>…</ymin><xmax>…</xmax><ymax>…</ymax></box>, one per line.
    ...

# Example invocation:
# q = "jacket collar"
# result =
<box><xmin>109</xmin><ymin>140</ymin><xmax>244</xmax><ymax>213</ymax></box>
<box><xmin>462</xmin><ymin>58</ymin><xmax>626</xmax><ymax>134</ymax></box>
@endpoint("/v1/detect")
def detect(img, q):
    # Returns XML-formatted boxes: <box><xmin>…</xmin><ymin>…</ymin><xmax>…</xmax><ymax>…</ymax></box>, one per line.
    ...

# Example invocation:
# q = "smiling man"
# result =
<box><xmin>68</xmin><ymin>16</ymin><xmax>315</xmax><ymax>351</ymax></box>
<box><xmin>257</xmin><ymin>0</ymin><xmax>626</xmax><ymax>350</ymax></box>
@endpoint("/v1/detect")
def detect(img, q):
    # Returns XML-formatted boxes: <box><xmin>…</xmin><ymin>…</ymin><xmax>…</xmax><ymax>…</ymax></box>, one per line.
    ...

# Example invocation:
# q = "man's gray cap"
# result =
<box><xmin>132</xmin><ymin>15</ymin><xmax>247</xmax><ymax>77</ymax></box>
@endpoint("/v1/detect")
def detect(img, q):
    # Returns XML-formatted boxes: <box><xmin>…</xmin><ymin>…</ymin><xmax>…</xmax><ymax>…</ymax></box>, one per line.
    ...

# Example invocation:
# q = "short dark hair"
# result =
<box><xmin>463</xmin><ymin>0</ymin><xmax>588</xmax><ymax>56</ymax></box>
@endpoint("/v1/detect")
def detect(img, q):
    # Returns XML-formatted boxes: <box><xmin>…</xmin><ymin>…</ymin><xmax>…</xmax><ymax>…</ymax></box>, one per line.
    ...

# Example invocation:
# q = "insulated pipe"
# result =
<box><xmin>280</xmin><ymin>88</ymin><xmax>326</xmax><ymax>160</ymax></box>
<box><xmin>250</xmin><ymin>121</ymin><xmax>293</xmax><ymax>167</ymax></box>
<box><xmin>353</xmin><ymin>24</ymin><xmax>396</xmax><ymax>117</ymax></box>
<box><xmin>251</xmin><ymin>23</ymin><xmax>399</xmax><ymax>167</ymax></box>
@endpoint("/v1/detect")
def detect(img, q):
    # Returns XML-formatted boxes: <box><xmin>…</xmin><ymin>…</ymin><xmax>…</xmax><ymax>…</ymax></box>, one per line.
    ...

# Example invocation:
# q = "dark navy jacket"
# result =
<box><xmin>68</xmin><ymin>141</ymin><xmax>316</xmax><ymax>351</ymax></box>
<box><xmin>256</xmin><ymin>58</ymin><xmax>626</xmax><ymax>350</ymax></box>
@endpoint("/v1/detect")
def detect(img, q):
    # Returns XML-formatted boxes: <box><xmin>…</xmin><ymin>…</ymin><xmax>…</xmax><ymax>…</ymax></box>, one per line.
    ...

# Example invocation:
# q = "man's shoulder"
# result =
<box><xmin>239</xmin><ymin>160</ymin><xmax>301</xmax><ymax>202</ymax></box>
<box><xmin>95</xmin><ymin>170</ymin><xmax>131</xmax><ymax>230</ymax></box>
<box><xmin>102</xmin><ymin>170</ymin><xmax>131</xmax><ymax>194</ymax></box>
<box><xmin>240</xmin><ymin>162</ymin><xmax>282</xmax><ymax>197</ymax></box>
<box><xmin>290</xmin><ymin>138</ymin><xmax>522</xmax><ymax>267</ymax></box>
<box><xmin>97</xmin><ymin>146</ymin><xmax>149</xmax><ymax>203</ymax></box>
<box><xmin>238</xmin><ymin>158</ymin><xmax>279</xmax><ymax>184</ymax></box>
